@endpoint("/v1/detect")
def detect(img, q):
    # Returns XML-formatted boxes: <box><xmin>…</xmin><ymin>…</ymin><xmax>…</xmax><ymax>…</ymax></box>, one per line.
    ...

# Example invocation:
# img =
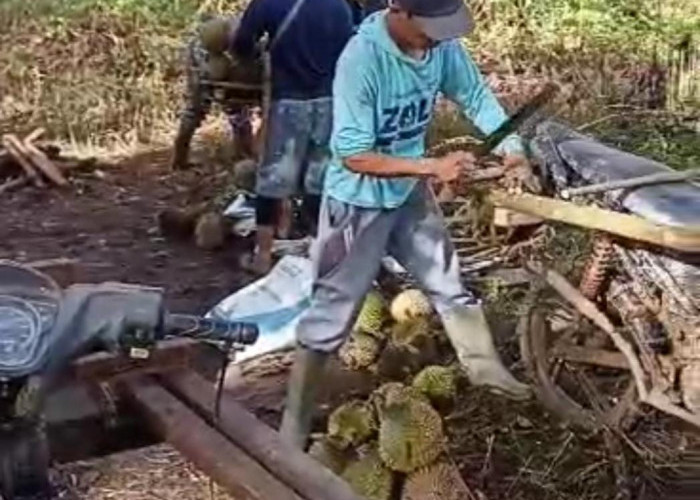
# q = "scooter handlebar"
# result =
<box><xmin>163</xmin><ymin>314</ymin><xmax>259</xmax><ymax>345</ymax></box>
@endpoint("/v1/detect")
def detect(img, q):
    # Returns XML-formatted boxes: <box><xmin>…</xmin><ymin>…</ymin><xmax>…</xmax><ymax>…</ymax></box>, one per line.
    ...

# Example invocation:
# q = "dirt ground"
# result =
<box><xmin>0</xmin><ymin>149</ymin><xmax>253</xmax><ymax>315</ymax></box>
<box><xmin>2</xmin><ymin>149</ymin><xmax>699</xmax><ymax>500</ymax></box>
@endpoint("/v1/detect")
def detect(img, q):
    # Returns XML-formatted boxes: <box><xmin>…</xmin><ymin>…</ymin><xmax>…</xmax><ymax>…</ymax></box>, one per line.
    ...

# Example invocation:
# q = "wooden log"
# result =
<box><xmin>23</xmin><ymin>140</ymin><xmax>69</xmax><ymax>186</ymax></box>
<box><xmin>122</xmin><ymin>377</ymin><xmax>303</xmax><ymax>500</ymax></box>
<box><xmin>162</xmin><ymin>371</ymin><xmax>366</xmax><ymax>500</ymax></box>
<box><xmin>0</xmin><ymin>176</ymin><xmax>29</xmax><ymax>195</ymax></box>
<box><xmin>24</xmin><ymin>127</ymin><xmax>46</xmax><ymax>144</ymax></box>
<box><xmin>491</xmin><ymin>190</ymin><xmax>700</xmax><ymax>253</ymax></box>
<box><xmin>493</xmin><ymin>207</ymin><xmax>544</xmax><ymax>227</ymax></box>
<box><xmin>2</xmin><ymin>135</ymin><xmax>44</xmax><ymax>187</ymax></box>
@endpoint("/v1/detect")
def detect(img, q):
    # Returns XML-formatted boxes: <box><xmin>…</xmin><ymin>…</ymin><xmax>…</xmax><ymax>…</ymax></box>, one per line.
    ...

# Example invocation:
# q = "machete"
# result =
<box><xmin>476</xmin><ymin>82</ymin><xmax>558</xmax><ymax>156</ymax></box>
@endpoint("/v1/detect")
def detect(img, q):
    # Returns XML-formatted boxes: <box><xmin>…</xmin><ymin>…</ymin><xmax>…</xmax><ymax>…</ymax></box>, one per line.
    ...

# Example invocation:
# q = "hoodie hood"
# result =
<box><xmin>356</xmin><ymin>11</ymin><xmax>433</xmax><ymax>65</ymax></box>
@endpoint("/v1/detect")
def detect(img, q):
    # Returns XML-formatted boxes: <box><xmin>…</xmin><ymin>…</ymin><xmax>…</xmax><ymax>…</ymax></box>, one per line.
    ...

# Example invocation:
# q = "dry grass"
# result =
<box><xmin>57</xmin><ymin>445</ymin><xmax>233</xmax><ymax>499</ymax></box>
<box><xmin>0</xmin><ymin>0</ymin><xmax>249</xmax><ymax>159</ymax></box>
<box><xmin>1</xmin><ymin>0</ymin><xmax>696</xmax><ymax>161</ymax></box>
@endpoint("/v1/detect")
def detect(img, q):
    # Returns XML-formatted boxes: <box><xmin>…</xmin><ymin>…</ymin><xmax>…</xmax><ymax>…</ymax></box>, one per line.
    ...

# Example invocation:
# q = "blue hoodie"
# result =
<box><xmin>324</xmin><ymin>12</ymin><xmax>524</xmax><ymax>209</ymax></box>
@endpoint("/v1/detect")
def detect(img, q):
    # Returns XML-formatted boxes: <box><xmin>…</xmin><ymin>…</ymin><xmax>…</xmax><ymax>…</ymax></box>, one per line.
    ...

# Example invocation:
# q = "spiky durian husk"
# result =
<box><xmin>402</xmin><ymin>459</ymin><xmax>473</xmax><ymax>500</ymax></box>
<box><xmin>411</xmin><ymin>365</ymin><xmax>457</xmax><ymax>410</ymax></box>
<box><xmin>199</xmin><ymin>17</ymin><xmax>230</xmax><ymax>54</ymax></box>
<box><xmin>308</xmin><ymin>436</ymin><xmax>353</xmax><ymax>475</ymax></box>
<box><xmin>327</xmin><ymin>400</ymin><xmax>377</xmax><ymax>450</ymax></box>
<box><xmin>390</xmin><ymin>289</ymin><xmax>432</xmax><ymax>323</ymax></box>
<box><xmin>206</xmin><ymin>54</ymin><xmax>232</xmax><ymax>81</ymax></box>
<box><xmin>390</xmin><ymin>317</ymin><xmax>430</xmax><ymax>347</ymax></box>
<box><xmin>339</xmin><ymin>331</ymin><xmax>381</xmax><ymax>370</ymax></box>
<box><xmin>342</xmin><ymin>445</ymin><xmax>394</xmax><ymax>500</ymax></box>
<box><xmin>354</xmin><ymin>291</ymin><xmax>388</xmax><ymax>338</ymax></box>
<box><xmin>376</xmin><ymin>390</ymin><xmax>444</xmax><ymax>473</ymax></box>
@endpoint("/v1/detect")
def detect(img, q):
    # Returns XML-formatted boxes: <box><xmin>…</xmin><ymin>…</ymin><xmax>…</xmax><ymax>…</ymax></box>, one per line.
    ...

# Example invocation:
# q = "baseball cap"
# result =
<box><xmin>395</xmin><ymin>0</ymin><xmax>474</xmax><ymax>41</ymax></box>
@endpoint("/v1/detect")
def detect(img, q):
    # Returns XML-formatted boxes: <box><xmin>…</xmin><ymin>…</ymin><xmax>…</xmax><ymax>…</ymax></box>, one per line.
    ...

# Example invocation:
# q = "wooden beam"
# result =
<box><xmin>0</xmin><ymin>176</ymin><xmax>29</xmax><ymax>195</ymax></box>
<box><xmin>493</xmin><ymin>207</ymin><xmax>544</xmax><ymax>227</ymax></box>
<box><xmin>23</xmin><ymin>140</ymin><xmax>69</xmax><ymax>186</ymax></box>
<box><xmin>2</xmin><ymin>134</ymin><xmax>44</xmax><ymax>187</ymax></box>
<box><xmin>162</xmin><ymin>371</ymin><xmax>366</xmax><ymax>500</ymax></box>
<box><xmin>491</xmin><ymin>190</ymin><xmax>700</xmax><ymax>253</ymax></box>
<box><xmin>122</xmin><ymin>377</ymin><xmax>303</xmax><ymax>500</ymax></box>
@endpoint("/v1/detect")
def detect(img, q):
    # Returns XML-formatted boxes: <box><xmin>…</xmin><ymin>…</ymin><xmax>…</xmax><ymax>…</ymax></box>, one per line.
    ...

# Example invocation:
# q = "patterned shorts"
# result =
<box><xmin>256</xmin><ymin>97</ymin><xmax>333</xmax><ymax>198</ymax></box>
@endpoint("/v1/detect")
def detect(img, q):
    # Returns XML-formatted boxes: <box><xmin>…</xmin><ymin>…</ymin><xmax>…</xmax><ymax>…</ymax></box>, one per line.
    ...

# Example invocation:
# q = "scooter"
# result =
<box><xmin>0</xmin><ymin>261</ymin><xmax>258</xmax><ymax>499</ymax></box>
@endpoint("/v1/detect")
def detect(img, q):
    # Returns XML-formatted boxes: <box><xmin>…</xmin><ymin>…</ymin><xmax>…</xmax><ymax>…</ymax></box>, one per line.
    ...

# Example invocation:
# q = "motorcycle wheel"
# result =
<box><xmin>0</xmin><ymin>422</ymin><xmax>51</xmax><ymax>500</ymax></box>
<box><xmin>519</xmin><ymin>284</ymin><xmax>640</xmax><ymax>431</ymax></box>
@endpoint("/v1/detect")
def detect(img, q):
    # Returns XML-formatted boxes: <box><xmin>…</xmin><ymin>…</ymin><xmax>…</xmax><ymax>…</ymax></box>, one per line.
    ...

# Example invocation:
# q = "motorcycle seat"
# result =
<box><xmin>557</xmin><ymin>138</ymin><xmax>700</xmax><ymax>228</ymax></box>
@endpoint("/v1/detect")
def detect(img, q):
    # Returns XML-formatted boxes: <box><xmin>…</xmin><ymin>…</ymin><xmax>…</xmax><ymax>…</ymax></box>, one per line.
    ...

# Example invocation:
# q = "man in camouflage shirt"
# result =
<box><xmin>172</xmin><ymin>16</ymin><xmax>262</xmax><ymax>170</ymax></box>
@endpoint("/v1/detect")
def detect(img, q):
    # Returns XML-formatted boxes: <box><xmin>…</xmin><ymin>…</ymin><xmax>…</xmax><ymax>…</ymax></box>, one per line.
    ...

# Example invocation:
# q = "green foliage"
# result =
<box><xmin>0</xmin><ymin>0</ymin><xmax>696</xmax><ymax>151</ymax></box>
<box><xmin>468</xmin><ymin>0</ymin><xmax>698</xmax><ymax>62</ymax></box>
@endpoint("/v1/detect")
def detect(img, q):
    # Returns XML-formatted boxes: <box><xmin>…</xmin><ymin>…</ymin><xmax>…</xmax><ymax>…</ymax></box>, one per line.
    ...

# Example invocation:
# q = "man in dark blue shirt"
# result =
<box><xmin>348</xmin><ymin>0</ymin><xmax>387</xmax><ymax>26</ymax></box>
<box><xmin>231</xmin><ymin>0</ymin><xmax>355</xmax><ymax>274</ymax></box>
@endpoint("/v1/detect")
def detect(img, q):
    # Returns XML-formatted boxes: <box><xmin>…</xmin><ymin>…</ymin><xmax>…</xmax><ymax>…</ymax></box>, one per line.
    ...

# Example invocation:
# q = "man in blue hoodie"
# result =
<box><xmin>232</xmin><ymin>0</ymin><xmax>355</xmax><ymax>274</ymax></box>
<box><xmin>281</xmin><ymin>0</ymin><xmax>532</xmax><ymax>448</ymax></box>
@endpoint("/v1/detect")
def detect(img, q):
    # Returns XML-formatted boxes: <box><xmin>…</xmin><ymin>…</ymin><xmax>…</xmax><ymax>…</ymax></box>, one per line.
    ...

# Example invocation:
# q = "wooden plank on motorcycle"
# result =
<box><xmin>71</xmin><ymin>338</ymin><xmax>197</xmax><ymax>382</ymax></box>
<box><xmin>491</xmin><ymin>190</ymin><xmax>700</xmax><ymax>253</ymax></box>
<box><xmin>122</xmin><ymin>377</ymin><xmax>303</xmax><ymax>500</ymax></box>
<box><xmin>493</xmin><ymin>207</ymin><xmax>544</xmax><ymax>227</ymax></box>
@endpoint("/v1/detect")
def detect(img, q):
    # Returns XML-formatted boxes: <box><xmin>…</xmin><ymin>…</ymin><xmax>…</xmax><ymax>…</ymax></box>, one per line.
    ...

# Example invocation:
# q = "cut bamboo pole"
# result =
<box><xmin>491</xmin><ymin>190</ymin><xmax>700</xmax><ymax>253</ymax></box>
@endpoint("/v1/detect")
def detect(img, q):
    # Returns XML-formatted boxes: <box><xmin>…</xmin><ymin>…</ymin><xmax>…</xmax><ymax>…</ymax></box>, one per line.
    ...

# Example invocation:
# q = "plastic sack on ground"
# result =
<box><xmin>207</xmin><ymin>256</ymin><xmax>313</xmax><ymax>363</ymax></box>
<box><xmin>223</xmin><ymin>193</ymin><xmax>256</xmax><ymax>237</ymax></box>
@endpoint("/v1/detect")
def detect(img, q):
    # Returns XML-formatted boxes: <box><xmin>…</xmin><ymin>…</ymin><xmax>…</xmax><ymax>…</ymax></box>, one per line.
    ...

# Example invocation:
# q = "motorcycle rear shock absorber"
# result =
<box><xmin>579</xmin><ymin>233</ymin><xmax>615</xmax><ymax>301</ymax></box>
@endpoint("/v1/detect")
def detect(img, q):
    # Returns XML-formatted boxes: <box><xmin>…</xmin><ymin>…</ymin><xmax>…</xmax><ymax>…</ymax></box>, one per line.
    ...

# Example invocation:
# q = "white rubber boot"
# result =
<box><xmin>442</xmin><ymin>305</ymin><xmax>531</xmax><ymax>401</ymax></box>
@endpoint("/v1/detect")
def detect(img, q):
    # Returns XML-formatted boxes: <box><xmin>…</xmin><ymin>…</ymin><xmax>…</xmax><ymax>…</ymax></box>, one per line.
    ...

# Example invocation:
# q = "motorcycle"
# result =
<box><xmin>516</xmin><ymin>120</ymin><xmax>700</xmax><ymax>431</ymax></box>
<box><xmin>0</xmin><ymin>261</ymin><xmax>259</xmax><ymax>500</ymax></box>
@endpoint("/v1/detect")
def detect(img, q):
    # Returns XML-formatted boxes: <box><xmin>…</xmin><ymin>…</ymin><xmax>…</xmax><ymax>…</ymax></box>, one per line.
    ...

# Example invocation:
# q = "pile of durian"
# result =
<box><xmin>309</xmin><ymin>290</ymin><xmax>472</xmax><ymax>499</ymax></box>
<box><xmin>339</xmin><ymin>289</ymin><xmax>447</xmax><ymax>380</ymax></box>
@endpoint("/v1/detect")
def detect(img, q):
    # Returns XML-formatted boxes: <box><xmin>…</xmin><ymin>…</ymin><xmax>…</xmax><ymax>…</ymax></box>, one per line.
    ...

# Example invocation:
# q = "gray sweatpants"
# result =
<box><xmin>297</xmin><ymin>182</ymin><xmax>476</xmax><ymax>352</ymax></box>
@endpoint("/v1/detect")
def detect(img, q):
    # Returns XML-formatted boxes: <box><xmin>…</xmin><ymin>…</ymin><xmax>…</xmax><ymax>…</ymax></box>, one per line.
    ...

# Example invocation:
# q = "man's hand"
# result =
<box><xmin>433</xmin><ymin>151</ymin><xmax>475</xmax><ymax>183</ymax></box>
<box><xmin>502</xmin><ymin>154</ymin><xmax>541</xmax><ymax>193</ymax></box>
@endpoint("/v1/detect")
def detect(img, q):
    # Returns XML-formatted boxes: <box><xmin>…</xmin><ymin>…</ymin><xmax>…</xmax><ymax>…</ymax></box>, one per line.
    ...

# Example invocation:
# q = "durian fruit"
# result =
<box><xmin>354</xmin><ymin>291</ymin><xmax>388</xmax><ymax>338</ymax></box>
<box><xmin>402</xmin><ymin>459</ymin><xmax>473</xmax><ymax>500</ymax></box>
<box><xmin>390</xmin><ymin>317</ymin><xmax>431</xmax><ymax>348</ymax></box>
<box><xmin>327</xmin><ymin>400</ymin><xmax>377</xmax><ymax>450</ymax></box>
<box><xmin>206</xmin><ymin>54</ymin><xmax>233</xmax><ymax>81</ymax></box>
<box><xmin>390</xmin><ymin>289</ymin><xmax>432</xmax><ymax>323</ymax></box>
<box><xmin>233</xmin><ymin>158</ymin><xmax>257</xmax><ymax>192</ymax></box>
<box><xmin>377</xmin><ymin>320</ymin><xmax>437</xmax><ymax>381</ymax></box>
<box><xmin>342</xmin><ymin>444</ymin><xmax>394</xmax><ymax>500</ymax></box>
<box><xmin>339</xmin><ymin>331</ymin><xmax>381</xmax><ymax>370</ymax></box>
<box><xmin>308</xmin><ymin>436</ymin><xmax>353</xmax><ymax>475</ymax></box>
<box><xmin>375</xmin><ymin>385</ymin><xmax>445</xmax><ymax>473</ymax></box>
<box><xmin>376</xmin><ymin>342</ymin><xmax>423</xmax><ymax>380</ymax></box>
<box><xmin>194</xmin><ymin>212</ymin><xmax>226</xmax><ymax>249</ymax></box>
<box><xmin>199</xmin><ymin>17</ymin><xmax>230</xmax><ymax>54</ymax></box>
<box><xmin>411</xmin><ymin>365</ymin><xmax>457</xmax><ymax>411</ymax></box>
<box><xmin>371</xmin><ymin>383</ymin><xmax>427</xmax><ymax>410</ymax></box>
